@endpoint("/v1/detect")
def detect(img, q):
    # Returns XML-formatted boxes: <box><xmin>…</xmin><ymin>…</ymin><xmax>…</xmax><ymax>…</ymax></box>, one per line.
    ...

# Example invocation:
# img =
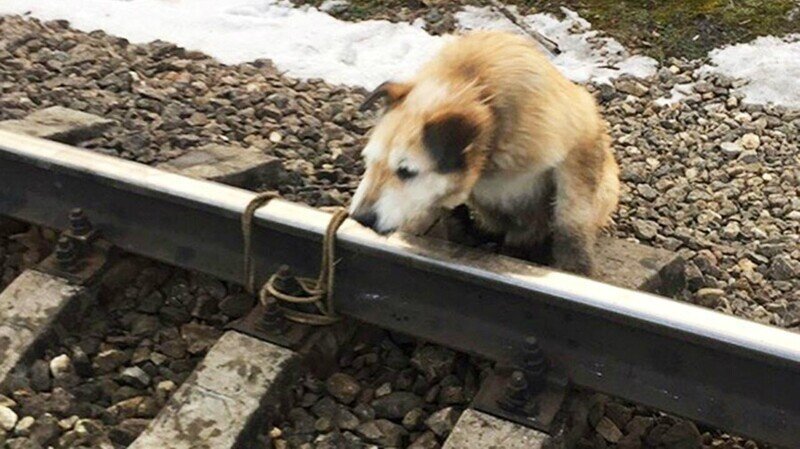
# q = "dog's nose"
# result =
<box><xmin>352</xmin><ymin>210</ymin><xmax>378</xmax><ymax>230</ymax></box>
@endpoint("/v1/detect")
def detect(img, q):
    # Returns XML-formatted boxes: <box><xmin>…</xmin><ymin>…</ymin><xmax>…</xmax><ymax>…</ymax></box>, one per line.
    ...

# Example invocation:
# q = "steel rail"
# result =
<box><xmin>1</xmin><ymin>131</ymin><xmax>798</xmax><ymax>447</ymax></box>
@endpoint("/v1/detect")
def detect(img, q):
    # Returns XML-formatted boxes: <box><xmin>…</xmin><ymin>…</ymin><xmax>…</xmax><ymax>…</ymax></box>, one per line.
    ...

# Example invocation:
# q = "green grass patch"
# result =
<box><xmin>295</xmin><ymin>0</ymin><xmax>427</xmax><ymax>21</ymax></box>
<box><xmin>517</xmin><ymin>0</ymin><xmax>800</xmax><ymax>60</ymax></box>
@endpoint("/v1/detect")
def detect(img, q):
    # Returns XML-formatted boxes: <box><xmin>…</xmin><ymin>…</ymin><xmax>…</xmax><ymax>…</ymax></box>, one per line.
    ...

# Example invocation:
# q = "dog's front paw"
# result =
<box><xmin>444</xmin><ymin>205</ymin><xmax>480</xmax><ymax>246</ymax></box>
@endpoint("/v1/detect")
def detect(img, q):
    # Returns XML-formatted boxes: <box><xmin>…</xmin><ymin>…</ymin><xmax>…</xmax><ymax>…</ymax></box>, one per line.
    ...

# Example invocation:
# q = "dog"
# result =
<box><xmin>349</xmin><ymin>30</ymin><xmax>619</xmax><ymax>276</ymax></box>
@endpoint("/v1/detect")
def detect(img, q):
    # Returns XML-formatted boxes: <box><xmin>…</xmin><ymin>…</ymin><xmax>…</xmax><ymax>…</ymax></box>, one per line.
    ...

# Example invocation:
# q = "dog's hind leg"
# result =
<box><xmin>550</xmin><ymin>139</ymin><xmax>613</xmax><ymax>277</ymax></box>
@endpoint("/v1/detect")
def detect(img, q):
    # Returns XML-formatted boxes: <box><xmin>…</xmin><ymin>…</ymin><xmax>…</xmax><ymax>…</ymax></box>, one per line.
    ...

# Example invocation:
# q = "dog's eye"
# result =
<box><xmin>396</xmin><ymin>166</ymin><xmax>418</xmax><ymax>180</ymax></box>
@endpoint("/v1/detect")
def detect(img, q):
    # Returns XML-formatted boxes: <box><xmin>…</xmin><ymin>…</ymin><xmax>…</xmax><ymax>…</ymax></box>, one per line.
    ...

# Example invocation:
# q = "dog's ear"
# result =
<box><xmin>423</xmin><ymin>112</ymin><xmax>480</xmax><ymax>173</ymax></box>
<box><xmin>359</xmin><ymin>81</ymin><xmax>412</xmax><ymax>111</ymax></box>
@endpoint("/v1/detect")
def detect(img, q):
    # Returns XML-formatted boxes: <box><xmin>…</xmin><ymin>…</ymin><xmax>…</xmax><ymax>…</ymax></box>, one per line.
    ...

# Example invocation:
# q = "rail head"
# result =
<box><xmin>1</xmin><ymin>130</ymin><xmax>799</xmax><ymax>447</ymax></box>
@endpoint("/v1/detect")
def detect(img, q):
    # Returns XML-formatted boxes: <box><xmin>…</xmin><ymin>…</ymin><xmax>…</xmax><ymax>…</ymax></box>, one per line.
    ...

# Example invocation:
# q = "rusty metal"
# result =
<box><xmin>227</xmin><ymin>301</ymin><xmax>312</xmax><ymax>351</ymax></box>
<box><xmin>55</xmin><ymin>236</ymin><xmax>79</xmax><ymax>272</ymax></box>
<box><xmin>498</xmin><ymin>370</ymin><xmax>530</xmax><ymax>412</ymax></box>
<box><xmin>522</xmin><ymin>336</ymin><xmax>547</xmax><ymax>392</ymax></box>
<box><xmin>474</xmin><ymin>364</ymin><xmax>568</xmax><ymax>433</ymax></box>
<box><xmin>37</xmin><ymin>210</ymin><xmax>112</xmax><ymax>285</ymax></box>
<box><xmin>68</xmin><ymin>208</ymin><xmax>93</xmax><ymax>238</ymax></box>
<box><xmin>474</xmin><ymin>336</ymin><xmax>567</xmax><ymax>433</ymax></box>
<box><xmin>259</xmin><ymin>299</ymin><xmax>291</xmax><ymax>335</ymax></box>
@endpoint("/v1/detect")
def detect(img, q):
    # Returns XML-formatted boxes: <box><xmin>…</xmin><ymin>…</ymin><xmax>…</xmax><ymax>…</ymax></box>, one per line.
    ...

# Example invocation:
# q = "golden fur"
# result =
<box><xmin>350</xmin><ymin>30</ymin><xmax>619</xmax><ymax>276</ymax></box>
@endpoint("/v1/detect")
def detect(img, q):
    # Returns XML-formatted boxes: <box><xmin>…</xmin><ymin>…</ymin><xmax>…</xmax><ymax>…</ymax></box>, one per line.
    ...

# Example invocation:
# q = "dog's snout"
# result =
<box><xmin>352</xmin><ymin>210</ymin><xmax>378</xmax><ymax>230</ymax></box>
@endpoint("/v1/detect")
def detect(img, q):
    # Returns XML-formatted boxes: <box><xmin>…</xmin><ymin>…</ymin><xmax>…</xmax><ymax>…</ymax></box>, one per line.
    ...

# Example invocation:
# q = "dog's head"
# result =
<box><xmin>349</xmin><ymin>79</ymin><xmax>491</xmax><ymax>235</ymax></box>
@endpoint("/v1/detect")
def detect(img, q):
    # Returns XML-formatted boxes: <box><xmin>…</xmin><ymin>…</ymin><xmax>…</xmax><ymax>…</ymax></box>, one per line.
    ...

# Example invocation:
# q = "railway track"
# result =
<box><xmin>0</xmin><ymin>130</ymin><xmax>799</xmax><ymax>448</ymax></box>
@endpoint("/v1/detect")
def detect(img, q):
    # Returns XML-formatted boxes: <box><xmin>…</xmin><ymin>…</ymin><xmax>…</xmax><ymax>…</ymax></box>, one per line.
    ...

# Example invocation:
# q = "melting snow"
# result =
<box><xmin>700</xmin><ymin>35</ymin><xmax>800</xmax><ymax>108</ymax></box>
<box><xmin>455</xmin><ymin>6</ymin><xmax>658</xmax><ymax>84</ymax></box>
<box><xmin>0</xmin><ymin>0</ymin><xmax>659</xmax><ymax>89</ymax></box>
<box><xmin>655</xmin><ymin>83</ymin><xmax>696</xmax><ymax>107</ymax></box>
<box><xmin>0</xmin><ymin>0</ymin><xmax>447</xmax><ymax>89</ymax></box>
<box><xmin>2</xmin><ymin>0</ymin><xmax>797</xmax><ymax>107</ymax></box>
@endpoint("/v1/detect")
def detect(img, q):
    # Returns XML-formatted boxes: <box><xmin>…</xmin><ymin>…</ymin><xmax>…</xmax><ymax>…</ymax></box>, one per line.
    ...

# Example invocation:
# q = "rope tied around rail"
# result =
<box><xmin>241</xmin><ymin>191</ymin><xmax>348</xmax><ymax>326</ymax></box>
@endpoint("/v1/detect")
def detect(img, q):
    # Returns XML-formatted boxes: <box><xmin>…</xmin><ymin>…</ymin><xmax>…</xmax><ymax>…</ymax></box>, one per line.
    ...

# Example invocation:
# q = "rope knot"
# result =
<box><xmin>241</xmin><ymin>192</ymin><xmax>348</xmax><ymax>326</ymax></box>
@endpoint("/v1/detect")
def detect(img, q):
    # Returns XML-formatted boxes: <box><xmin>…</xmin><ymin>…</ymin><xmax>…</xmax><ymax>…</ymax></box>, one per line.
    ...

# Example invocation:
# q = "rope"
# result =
<box><xmin>242</xmin><ymin>191</ymin><xmax>279</xmax><ymax>294</ymax></box>
<box><xmin>241</xmin><ymin>191</ymin><xmax>348</xmax><ymax>326</ymax></box>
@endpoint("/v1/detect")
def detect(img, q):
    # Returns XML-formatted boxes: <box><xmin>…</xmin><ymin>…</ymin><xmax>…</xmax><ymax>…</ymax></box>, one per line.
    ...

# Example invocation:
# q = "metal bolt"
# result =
<box><xmin>498</xmin><ymin>370</ymin><xmax>529</xmax><ymax>412</ymax></box>
<box><xmin>272</xmin><ymin>264</ymin><xmax>305</xmax><ymax>296</ymax></box>
<box><xmin>55</xmin><ymin>236</ymin><xmax>78</xmax><ymax>272</ymax></box>
<box><xmin>260</xmin><ymin>300</ymin><xmax>289</xmax><ymax>334</ymax></box>
<box><xmin>69</xmin><ymin>208</ymin><xmax>92</xmax><ymax>237</ymax></box>
<box><xmin>522</xmin><ymin>336</ymin><xmax>547</xmax><ymax>393</ymax></box>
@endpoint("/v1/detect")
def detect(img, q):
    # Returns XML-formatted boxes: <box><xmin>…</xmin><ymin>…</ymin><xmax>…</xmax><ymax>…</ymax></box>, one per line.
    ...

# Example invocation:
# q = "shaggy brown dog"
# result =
<box><xmin>350</xmin><ymin>31</ymin><xmax>619</xmax><ymax>276</ymax></box>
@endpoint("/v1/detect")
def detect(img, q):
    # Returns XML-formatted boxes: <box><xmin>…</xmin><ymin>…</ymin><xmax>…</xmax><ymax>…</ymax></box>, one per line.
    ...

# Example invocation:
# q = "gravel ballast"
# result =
<box><xmin>0</xmin><ymin>257</ymin><xmax>235</xmax><ymax>448</ymax></box>
<box><xmin>0</xmin><ymin>15</ymin><xmax>371</xmax><ymax>208</ymax></box>
<box><xmin>0</xmin><ymin>221</ymin><xmax>54</xmax><ymax>293</ymax></box>
<box><xmin>0</xmin><ymin>235</ymin><xmax>25</xmax><ymax>293</ymax></box>
<box><xmin>261</xmin><ymin>328</ymin><xmax>488</xmax><ymax>449</ymax></box>
<box><xmin>1</xmin><ymin>13</ymin><xmax>797</xmax><ymax>449</ymax></box>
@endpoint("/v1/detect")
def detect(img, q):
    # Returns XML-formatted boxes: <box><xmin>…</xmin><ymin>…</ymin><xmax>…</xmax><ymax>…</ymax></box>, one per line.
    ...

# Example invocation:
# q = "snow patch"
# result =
<box><xmin>700</xmin><ymin>35</ymin><xmax>800</xmax><ymax>108</ymax></box>
<box><xmin>0</xmin><ymin>0</ymin><xmax>447</xmax><ymax>89</ymax></box>
<box><xmin>455</xmin><ymin>6</ymin><xmax>658</xmax><ymax>84</ymax></box>
<box><xmin>0</xmin><ymin>0</ymin><xmax>655</xmax><ymax>88</ymax></box>
<box><xmin>655</xmin><ymin>83</ymin><xmax>696</xmax><ymax>107</ymax></box>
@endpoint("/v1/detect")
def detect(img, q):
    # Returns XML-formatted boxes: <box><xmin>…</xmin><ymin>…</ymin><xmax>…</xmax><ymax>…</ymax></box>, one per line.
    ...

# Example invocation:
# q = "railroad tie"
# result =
<box><xmin>128</xmin><ymin>331</ymin><xmax>302</xmax><ymax>449</ymax></box>
<box><xmin>442</xmin><ymin>409</ymin><xmax>551</xmax><ymax>449</ymax></box>
<box><xmin>0</xmin><ymin>270</ymin><xmax>91</xmax><ymax>390</ymax></box>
